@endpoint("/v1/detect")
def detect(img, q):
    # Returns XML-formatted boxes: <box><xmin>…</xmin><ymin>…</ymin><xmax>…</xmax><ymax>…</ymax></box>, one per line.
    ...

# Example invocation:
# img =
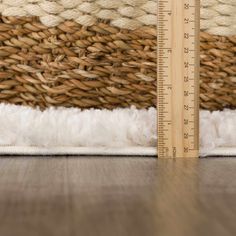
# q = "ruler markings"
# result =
<box><xmin>157</xmin><ymin>0</ymin><xmax>199</xmax><ymax>158</ymax></box>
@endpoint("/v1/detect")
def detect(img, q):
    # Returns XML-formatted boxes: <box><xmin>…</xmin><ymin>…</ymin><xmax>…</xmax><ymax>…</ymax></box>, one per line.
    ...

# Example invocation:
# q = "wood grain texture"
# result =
<box><xmin>0</xmin><ymin>157</ymin><xmax>235</xmax><ymax>236</ymax></box>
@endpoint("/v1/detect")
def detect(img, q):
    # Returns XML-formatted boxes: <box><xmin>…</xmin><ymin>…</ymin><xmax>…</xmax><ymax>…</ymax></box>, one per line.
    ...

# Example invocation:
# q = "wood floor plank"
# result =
<box><xmin>0</xmin><ymin>157</ymin><xmax>235</xmax><ymax>236</ymax></box>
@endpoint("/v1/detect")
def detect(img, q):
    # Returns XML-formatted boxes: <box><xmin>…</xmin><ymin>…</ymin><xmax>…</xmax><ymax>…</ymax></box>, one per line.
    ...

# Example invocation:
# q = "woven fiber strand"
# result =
<box><xmin>0</xmin><ymin>16</ymin><xmax>156</xmax><ymax>109</ymax></box>
<box><xmin>200</xmin><ymin>32</ymin><xmax>236</xmax><ymax>110</ymax></box>
<box><xmin>0</xmin><ymin>16</ymin><xmax>235</xmax><ymax>111</ymax></box>
<box><xmin>0</xmin><ymin>0</ymin><xmax>235</xmax><ymax>36</ymax></box>
<box><xmin>0</xmin><ymin>0</ymin><xmax>157</xmax><ymax>29</ymax></box>
<box><xmin>201</xmin><ymin>0</ymin><xmax>236</xmax><ymax>36</ymax></box>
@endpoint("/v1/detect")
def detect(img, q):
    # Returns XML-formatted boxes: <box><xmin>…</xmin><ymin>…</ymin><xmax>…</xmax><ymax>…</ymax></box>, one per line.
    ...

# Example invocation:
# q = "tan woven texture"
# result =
<box><xmin>200</xmin><ymin>32</ymin><xmax>236</xmax><ymax>110</ymax></box>
<box><xmin>0</xmin><ymin>16</ymin><xmax>156</xmax><ymax>109</ymax></box>
<box><xmin>0</xmin><ymin>16</ymin><xmax>235</xmax><ymax>110</ymax></box>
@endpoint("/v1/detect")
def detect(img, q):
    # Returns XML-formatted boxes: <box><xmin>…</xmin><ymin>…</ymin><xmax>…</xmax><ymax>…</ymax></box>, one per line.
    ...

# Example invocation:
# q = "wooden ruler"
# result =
<box><xmin>157</xmin><ymin>0</ymin><xmax>200</xmax><ymax>158</ymax></box>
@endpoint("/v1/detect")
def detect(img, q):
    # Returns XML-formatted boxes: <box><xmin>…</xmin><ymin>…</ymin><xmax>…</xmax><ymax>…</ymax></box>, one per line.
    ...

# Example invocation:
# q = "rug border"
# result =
<box><xmin>0</xmin><ymin>146</ymin><xmax>235</xmax><ymax>157</ymax></box>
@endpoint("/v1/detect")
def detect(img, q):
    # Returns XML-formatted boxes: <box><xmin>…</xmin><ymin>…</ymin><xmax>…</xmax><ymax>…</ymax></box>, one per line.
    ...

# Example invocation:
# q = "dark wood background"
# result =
<box><xmin>0</xmin><ymin>157</ymin><xmax>235</xmax><ymax>236</ymax></box>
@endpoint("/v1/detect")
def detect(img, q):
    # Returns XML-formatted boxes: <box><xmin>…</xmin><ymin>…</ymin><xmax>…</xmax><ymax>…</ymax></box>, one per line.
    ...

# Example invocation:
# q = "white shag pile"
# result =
<box><xmin>0</xmin><ymin>103</ymin><xmax>236</xmax><ymax>156</ymax></box>
<box><xmin>0</xmin><ymin>104</ymin><xmax>157</xmax><ymax>148</ymax></box>
<box><xmin>200</xmin><ymin>110</ymin><xmax>236</xmax><ymax>154</ymax></box>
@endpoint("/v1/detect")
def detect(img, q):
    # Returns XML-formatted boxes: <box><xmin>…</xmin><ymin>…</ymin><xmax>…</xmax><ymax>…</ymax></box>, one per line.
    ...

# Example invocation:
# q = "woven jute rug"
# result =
<box><xmin>0</xmin><ymin>0</ymin><xmax>235</xmax><ymax>156</ymax></box>
<box><xmin>0</xmin><ymin>0</ymin><xmax>234</xmax><ymax>110</ymax></box>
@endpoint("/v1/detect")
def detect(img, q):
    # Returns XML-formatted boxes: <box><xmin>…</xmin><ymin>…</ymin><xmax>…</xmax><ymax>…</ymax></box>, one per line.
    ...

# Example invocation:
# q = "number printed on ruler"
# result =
<box><xmin>157</xmin><ymin>0</ymin><xmax>199</xmax><ymax>158</ymax></box>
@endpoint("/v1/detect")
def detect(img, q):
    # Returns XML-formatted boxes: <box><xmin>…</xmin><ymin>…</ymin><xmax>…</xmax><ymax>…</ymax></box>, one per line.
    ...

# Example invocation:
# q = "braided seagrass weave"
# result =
<box><xmin>200</xmin><ymin>32</ymin><xmax>236</xmax><ymax>110</ymax></box>
<box><xmin>0</xmin><ymin>0</ymin><xmax>235</xmax><ymax>110</ymax></box>
<box><xmin>0</xmin><ymin>16</ymin><xmax>156</xmax><ymax>109</ymax></box>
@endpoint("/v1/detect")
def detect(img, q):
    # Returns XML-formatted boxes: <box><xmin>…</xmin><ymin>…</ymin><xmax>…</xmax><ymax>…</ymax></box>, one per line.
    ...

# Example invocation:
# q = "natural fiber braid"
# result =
<box><xmin>0</xmin><ymin>16</ymin><xmax>157</xmax><ymax>109</ymax></box>
<box><xmin>200</xmin><ymin>32</ymin><xmax>236</xmax><ymax>110</ymax></box>
<box><xmin>201</xmin><ymin>0</ymin><xmax>236</xmax><ymax>36</ymax></box>
<box><xmin>0</xmin><ymin>0</ymin><xmax>235</xmax><ymax>35</ymax></box>
<box><xmin>0</xmin><ymin>16</ymin><xmax>235</xmax><ymax>110</ymax></box>
<box><xmin>0</xmin><ymin>0</ymin><xmax>157</xmax><ymax>29</ymax></box>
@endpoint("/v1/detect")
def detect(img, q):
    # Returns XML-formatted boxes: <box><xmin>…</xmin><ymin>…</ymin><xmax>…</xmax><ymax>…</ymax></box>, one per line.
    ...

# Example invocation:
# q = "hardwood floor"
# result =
<box><xmin>0</xmin><ymin>157</ymin><xmax>235</xmax><ymax>236</ymax></box>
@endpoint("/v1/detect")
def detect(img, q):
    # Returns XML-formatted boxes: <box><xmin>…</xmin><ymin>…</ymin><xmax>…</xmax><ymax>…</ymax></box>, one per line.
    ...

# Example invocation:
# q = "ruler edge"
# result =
<box><xmin>194</xmin><ymin>0</ymin><xmax>200</xmax><ymax>154</ymax></box>
<box><xmin>157</xmin><ymin>0</ymin><xmax>200</xmax><ymax>158</ymax></box>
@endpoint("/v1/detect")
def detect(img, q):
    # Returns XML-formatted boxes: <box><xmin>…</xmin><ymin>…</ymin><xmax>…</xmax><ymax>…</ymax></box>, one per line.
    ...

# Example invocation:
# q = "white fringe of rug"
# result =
<box><xmin>0</xmin><ymin>104</ymin><xmax>235</xmax><ymax>156</ymax></box>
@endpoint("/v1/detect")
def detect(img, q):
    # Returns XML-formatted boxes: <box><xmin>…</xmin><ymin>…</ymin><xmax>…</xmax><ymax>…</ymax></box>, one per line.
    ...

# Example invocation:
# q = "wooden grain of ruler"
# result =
<box><xmin>157</xmin><ymin>0</ymin><xmax>200</xmax><ymax>158</ymax></box>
